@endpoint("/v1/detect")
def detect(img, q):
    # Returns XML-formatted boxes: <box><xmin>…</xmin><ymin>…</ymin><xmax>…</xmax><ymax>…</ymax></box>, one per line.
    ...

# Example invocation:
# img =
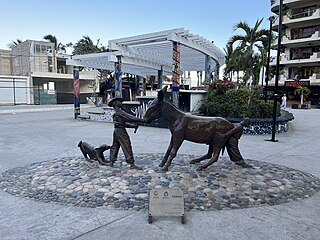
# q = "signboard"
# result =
<box><xmin>148</xmin><ymin>188</ymin><xmax>185</xmax><ymax>224</ymax></box>
<box><xmin>47</xmin><ymin>90</ymin><xmax>56</xmax><ymax>95</ymax></box>
<box><xmin>285</xmin><ymin>81</ymin><xmax>310</xmax><ymax>87</ymax></box>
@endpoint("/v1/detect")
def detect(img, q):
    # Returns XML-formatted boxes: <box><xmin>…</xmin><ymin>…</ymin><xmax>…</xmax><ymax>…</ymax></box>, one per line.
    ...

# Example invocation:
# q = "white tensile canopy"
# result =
<box><xmin>67</xmin><ymin>28</ymin><xmax>225</xmax><ymax>78</ymax></box>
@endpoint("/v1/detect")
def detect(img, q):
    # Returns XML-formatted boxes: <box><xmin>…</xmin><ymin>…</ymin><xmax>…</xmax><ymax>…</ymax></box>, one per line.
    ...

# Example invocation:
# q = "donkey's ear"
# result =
<box><xmin>158</xmin><ymin>89</ymin><xmax>164</xmax><ymax>102</ymax></box>
<box><xmin>162</xmin><ymin>86</ymin><xmax>168</xmax><ymax>92</ymax></box>
<box><xmin>158</xmin><ymin>86</ymin><xmax>167</xmax><ymax>102</ymax></box>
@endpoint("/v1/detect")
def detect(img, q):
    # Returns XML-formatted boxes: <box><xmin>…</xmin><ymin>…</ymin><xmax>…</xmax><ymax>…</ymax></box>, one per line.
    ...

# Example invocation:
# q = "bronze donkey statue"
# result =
<box><xmin>144</xmin><ymin>86</ymin><xmax>239</xmax><ymax>171</ymax></box>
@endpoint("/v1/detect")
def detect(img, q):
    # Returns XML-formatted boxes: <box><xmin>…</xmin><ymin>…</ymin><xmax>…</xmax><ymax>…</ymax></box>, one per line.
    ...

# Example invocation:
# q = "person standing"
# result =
<box><xmin>281</xmin><ymin>94</ymin><xmax>287</xmax><ymax>109</ymax></box>
<box><xmin>108</xmin><ymin>97</ymin><xmax>145</xmax><ymax>170</ymax></box>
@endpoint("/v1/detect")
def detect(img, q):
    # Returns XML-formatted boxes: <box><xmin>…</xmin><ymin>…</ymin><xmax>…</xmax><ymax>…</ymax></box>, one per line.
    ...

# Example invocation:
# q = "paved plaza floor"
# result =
<box><xmin>0</xmin><ymin>105</ymin><xmax>320</xmax><ymax>240</ymax></box>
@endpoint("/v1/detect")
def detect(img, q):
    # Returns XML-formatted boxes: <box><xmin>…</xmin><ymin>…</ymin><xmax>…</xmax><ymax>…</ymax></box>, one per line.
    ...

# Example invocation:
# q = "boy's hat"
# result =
<box><xmin>108</xmin><ymin>97</ymin><xmax>123</xmax><ymax>107</ymax></box>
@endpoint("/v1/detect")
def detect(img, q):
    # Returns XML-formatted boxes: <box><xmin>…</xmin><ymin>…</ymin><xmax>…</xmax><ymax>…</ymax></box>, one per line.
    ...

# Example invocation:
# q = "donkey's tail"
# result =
<box><xmin>221</xmin><ymin>146</ymin><xmax>226</xmax><ymax>156</ymax></box>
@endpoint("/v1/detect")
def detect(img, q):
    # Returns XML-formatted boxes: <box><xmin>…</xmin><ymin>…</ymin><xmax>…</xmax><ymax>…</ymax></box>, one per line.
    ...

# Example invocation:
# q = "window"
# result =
<box><xmin>47</xmin><ymin>57</ymin><xmax>53</xmax><ymax>72</ymax></box>
<box><xmin>35</xmin><ymin>45</ymin><xmax>41</xmax><ymax>53</ymax></box>
<box><xmin>303</xmin><ymin>27</ymin><xmax>315</xmax><ymax>38</ymax></box>
<box><xmin>41</xmin><ymin>45</ymin><xmax>47</xmax><ymax>53</ymax></box>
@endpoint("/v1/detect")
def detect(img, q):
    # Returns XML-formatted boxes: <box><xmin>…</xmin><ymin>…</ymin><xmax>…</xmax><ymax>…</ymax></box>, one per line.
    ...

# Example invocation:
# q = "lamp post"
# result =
<box><xmin>264</xmin><ymin>16</ymin><xmax>275</xmax><ymax>101</ymax></box>
<box><xmin>270</xmin><ymin>0</ymin><xmax>283</xmax><ymax>142</ymax></box>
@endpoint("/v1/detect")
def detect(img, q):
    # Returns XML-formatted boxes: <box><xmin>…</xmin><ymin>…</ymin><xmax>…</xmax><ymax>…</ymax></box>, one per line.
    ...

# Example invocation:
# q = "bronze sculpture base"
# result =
<box><xmin>1</xmin><ymin>153</ymin><xmax>319</xmax><ymax>211</ymax></box>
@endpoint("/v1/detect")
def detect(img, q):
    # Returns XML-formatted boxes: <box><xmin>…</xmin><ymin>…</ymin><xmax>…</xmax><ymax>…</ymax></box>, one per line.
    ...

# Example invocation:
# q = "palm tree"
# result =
<box><xmin>43</xmin><ymin>34</ymin><xmax>70</xmax><ymax>54</ymax></box>
<box><xmin>223</xmin><ymin>44</ymin><xmax>245</xmax><ymax>86</ymax></box>
<box><xmin>7</xmin><ymin>39</ymin><xmax>23</xmax><ymax>49</ymax></box>
<box><xmin>294</xmin><ymin>86</ymin><xmax>310</xmax><ymax>105</ymax></box>
<box><xmin>72</xmin><ymin>36</ymin><xmax>106</xmax><ymax>55</ymax></box>
<box><xmin>223</xmin><ymin>44</ymin><xmax>234</xmax><ymax>80</ymax></box>
<box><xmin>228</xmin><ymin>18</ymin><xmax>269</xmax><ymax>86</ymax></box>
<box><xmin>72</xmin><ymin>36</ymin><xmax>111</xmax><ymax>92</ymax></box>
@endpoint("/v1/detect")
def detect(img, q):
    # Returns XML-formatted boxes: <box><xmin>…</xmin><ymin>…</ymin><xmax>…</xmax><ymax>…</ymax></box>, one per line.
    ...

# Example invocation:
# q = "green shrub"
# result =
<box><xmin>249</xmin><ymin>100</ymin><xmax>275</xmax><ymax>118</ymax></box>
<box><xmin>200</xmin><ymin>84</ymin><xmax>279</xmax><ymax>119</ymax></box>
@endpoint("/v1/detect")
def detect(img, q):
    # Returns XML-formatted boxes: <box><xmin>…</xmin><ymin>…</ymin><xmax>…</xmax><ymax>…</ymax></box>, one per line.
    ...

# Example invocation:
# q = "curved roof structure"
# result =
<box><xmin>67</xmin><ymin>28</ymin><xmax>225</xmax><ymax>77</ymax></box>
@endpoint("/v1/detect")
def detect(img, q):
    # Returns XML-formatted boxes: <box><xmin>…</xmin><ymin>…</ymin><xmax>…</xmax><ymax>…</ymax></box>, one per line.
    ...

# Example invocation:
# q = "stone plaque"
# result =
<box><xmin>148</xmin><ymin>188</ymin><xmax>185</xmax><ymax>223</ymax></box>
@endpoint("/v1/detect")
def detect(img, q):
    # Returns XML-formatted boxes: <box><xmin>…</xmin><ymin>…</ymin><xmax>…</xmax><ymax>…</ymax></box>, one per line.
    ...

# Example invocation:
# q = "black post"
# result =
<box><xmin>270</xmin><ymin>0</ymin><xmax>283</xmax><ymax>142</ymax></box>
<box><xmin>13</xmin><ymin>78</ymin><xmax>16</xmax><ymax>105</ymax></box>
<box><xmin>37</xmin><ymin>78</ymin><xmax>40</xmax><ymax>105</ymax></box>
<box><xmin>264</xmin><ymin>16</ymin><xmax>274</xmax><ymax>102</ymax></box>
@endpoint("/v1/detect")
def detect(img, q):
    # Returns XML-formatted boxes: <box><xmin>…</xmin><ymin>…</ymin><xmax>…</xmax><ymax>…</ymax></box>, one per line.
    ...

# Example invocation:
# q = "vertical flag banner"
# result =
<box><xmin>172</xmin><ymin>42</ymin><xmax>180</xmax><ymax>92</ymax></box>
<box><xmin>73</xmin><ymin>66</ymin><xmax>80</xmax><ymax>119</ymax></box>
<box><xmin>115</xmin><ymin>56</ymin><xmax>122</xmax><ymax>97</ymax></box>
<box><xmin>158</xmin><ymin>66</ymin><xmax>163</xmax><ymax>89</ymax></box>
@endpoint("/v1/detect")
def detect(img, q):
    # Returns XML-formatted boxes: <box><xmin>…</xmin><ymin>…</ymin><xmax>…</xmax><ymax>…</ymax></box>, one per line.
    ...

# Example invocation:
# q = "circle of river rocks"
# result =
<box><xmin>1</xmin><ymin>154</ymin><xmax>319</xmax><ymax>211</ymax></box>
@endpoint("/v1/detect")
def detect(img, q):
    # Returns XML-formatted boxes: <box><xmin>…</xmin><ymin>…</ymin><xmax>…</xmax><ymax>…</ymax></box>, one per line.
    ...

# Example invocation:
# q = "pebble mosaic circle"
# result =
<box><xmin>1</xmin><ymin>154</ymin><xmax>319</xmax><ymax>211</ymax></box>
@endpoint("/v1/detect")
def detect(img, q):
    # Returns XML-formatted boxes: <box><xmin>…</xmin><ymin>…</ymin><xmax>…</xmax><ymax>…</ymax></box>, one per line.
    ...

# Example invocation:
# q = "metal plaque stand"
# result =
<box><xmin>148</xmin><ymin>188</ymin><xmax>185</xmax><ymax>224</ymax></box>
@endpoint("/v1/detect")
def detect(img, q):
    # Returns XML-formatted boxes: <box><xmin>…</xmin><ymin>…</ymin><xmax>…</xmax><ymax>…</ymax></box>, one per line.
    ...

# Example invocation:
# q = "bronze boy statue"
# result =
<box><xmin>108</xmin><ymin>97</ymin><xmax>146</xmax><ymax>170</ymax></box>
<box><xmin>223</xmin><ymin>118</ymin><xmax>252</xmax><ymax>168</ymax></box>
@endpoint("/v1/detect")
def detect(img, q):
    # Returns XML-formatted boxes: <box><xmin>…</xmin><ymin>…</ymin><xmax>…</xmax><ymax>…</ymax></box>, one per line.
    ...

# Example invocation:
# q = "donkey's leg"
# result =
<box><xmin>159</xmin><ymin>138</ymin><xmax>173</xmax><ymax>167</ymax></box>
<box><xmin>196</xmin><ymin>147</ymin><xmax>221</xmax><ymax>171</ymax></box>
<box><xmin>190</xmin><ymin>144</ymin><xmax>213</xmax><ymax>164</ymax></box>
<box><xmin>162</xmin><ymin>138</ymin><xmax>184</xmax><ymax>171</ymax></box>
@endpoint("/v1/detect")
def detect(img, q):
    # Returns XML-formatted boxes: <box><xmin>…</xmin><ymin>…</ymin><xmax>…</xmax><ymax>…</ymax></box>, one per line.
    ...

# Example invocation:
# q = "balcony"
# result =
<box><xmin>269</xmin><ymin>74</ymin><xmax>287</xmax><ymax>84</ymax></box>
<box><xmin>31</xmin><ymin>70</ymin><xmax>99</xmax><ymax>80</ymax></box>
<box><xmin>272</xmin><ymin>31</ymin><xmax>320</xmax><ymax>47</ymax></box>
<box><xmin>270</xmin><ymin>73</ymin><xmax>320</xmax><ymax>85</ymax></box>
<box><xmin>310</xmin><ymin>73</ymin><xmax>320</xmax><ymax>81</ymax></box>
<box><xmin>271</xmin><ymin>0</ymin><xmax>315</xmax><ymax>12</ymax></box>
<box><xmin>272</xmin><ymin>8</ymin><xmax>320</xmax><ymax>30</ymax></box>
<box><xmin>283</xmin><ymin>8</ymin><xmax>320</xmax><ymax>25</ymax></box>
<box><xmin>270</xmin><ymin>52</ymin><xmax>320</xmax><ymax>66</ymax></box>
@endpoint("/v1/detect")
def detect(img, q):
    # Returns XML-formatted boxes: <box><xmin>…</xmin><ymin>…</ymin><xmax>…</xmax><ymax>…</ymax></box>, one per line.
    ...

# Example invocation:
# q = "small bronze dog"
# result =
<box><xmin>78</xmin><ymin>141</ymin><xmax>110</xmax><ymax>165</ymax></box>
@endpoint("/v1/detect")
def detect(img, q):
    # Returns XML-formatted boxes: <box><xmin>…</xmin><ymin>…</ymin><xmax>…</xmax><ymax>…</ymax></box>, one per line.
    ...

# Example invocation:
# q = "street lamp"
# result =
<box><xmin>264</xmin><ymin>16</ymin><xmax>275</xmax><ymax>102</ymax></box>
<box><xmin>270</xmin><ymin>0</ymin><xmax>283</xmax><ymax>142</ymax></box>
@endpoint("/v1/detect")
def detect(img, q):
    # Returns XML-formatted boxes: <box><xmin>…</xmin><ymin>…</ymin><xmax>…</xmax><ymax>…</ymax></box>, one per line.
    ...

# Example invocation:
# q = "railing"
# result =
<box><xmin>291</xmin><ymin>30</ymin><xmax>317</xmax><ymax>40</ymax></box>
<box><xmin>272</xmin><ymin>31</ymin><xmax>320</xmax><ymax>46</ymax></box>
<box><xmin>290</xmin><ymin>9</ymin><xmax>316</xmax><ymax>19</ymax></box>
<box><xmin>271</xmin><ymin>0</ymin><xmax>303</xmax><ymax>8</ymax></box>
<box><xmin>270</xmin><ymin>52</ymin><xmax>320</xmax><ymax>65</ymax></box>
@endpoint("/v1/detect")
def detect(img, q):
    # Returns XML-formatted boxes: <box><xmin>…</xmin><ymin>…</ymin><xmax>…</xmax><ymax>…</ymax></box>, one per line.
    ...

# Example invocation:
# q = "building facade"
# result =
<box><xmin>0</xmin><ymin>49</ymin><xmax>12</xmax><ymax>75</ymax></box>
<box><xmin>270</xmin><ymin>0</ymin><xmax>320</xmax><ymax>105</ymax></box>
<box><xmin>0</xmin><ymin>40</ymin><xmax>98</xmax><ymax>105</ymax></box>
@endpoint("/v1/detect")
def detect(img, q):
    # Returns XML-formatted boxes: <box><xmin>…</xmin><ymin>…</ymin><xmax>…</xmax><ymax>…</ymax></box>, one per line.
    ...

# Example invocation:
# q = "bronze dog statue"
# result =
<box><xmin>78</xmin><ymin>141</ymin><xmax>110</xmax><ymax>165</ymax></box>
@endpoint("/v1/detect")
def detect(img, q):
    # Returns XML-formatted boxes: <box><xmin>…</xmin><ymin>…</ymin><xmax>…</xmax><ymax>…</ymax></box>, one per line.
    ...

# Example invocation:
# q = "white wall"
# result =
<box><xmin>0</xmin><ymin>75</ymin><xmax>32</xmax><ymax>104</ymax></box>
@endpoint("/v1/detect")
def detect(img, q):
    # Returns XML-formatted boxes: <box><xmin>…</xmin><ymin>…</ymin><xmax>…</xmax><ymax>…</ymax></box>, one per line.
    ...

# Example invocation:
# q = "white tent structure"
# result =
<box><xmin>67</xmin><ymin>28</ymin><xmax>225</xmax><ymax>78</ymax></box>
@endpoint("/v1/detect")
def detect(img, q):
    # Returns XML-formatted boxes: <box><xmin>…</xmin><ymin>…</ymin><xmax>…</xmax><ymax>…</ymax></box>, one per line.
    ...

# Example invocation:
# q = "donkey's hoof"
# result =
<box><xmin>161</xmin><ymin>166</ymin><xmax>169</xmax><ymax>171</ymax></box>
<box><xmin>189</xmin><ymin>160</ymin><xmax>199</xmax><ymax>164</ymax></box>
<box><xmin>159</xmin><ymin>162</ymin><xmax>165</xmax><ymax>167</ymax></box>
<box><xmin>235</xmin><ymin>160</ymin><xmax>252</xmax><ymax>168</ymax></box>
<box><xmin>196</xmin><ymin>165</ymin><xmax>205</xmax><ymax>171</ymax></box>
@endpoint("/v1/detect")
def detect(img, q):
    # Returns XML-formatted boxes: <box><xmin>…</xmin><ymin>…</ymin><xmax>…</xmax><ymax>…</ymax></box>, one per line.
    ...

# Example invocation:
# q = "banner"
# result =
<box><xmin>73</xmin><ymin>66</ymin><xmax>80</xmax><ymax>119</ymax></box>
<box><xmin>172</xmin><ymin>42</ymin><xmax>180</xmax><ymax>92</ymax></box>
<box><xmin>284</xmin><ymin>81</ymin><xmax>310</xmax><ymax>87</ymax></box>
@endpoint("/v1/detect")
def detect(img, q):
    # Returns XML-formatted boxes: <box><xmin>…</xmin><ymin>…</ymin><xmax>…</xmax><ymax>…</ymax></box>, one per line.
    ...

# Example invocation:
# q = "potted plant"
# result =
<box><xmin>294</xmin><ymin>86</ymin><xmax>311</xmax><ymax>109</ymax></box>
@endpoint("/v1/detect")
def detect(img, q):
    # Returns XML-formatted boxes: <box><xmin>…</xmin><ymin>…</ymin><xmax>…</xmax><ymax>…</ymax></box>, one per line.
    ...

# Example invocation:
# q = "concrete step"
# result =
<box><xmin>78</xmin><ymin>115</ymin><xmax>90</xmax><ymax>119</ymax></box>
<box><xmin>87</xmin><ymin>111</ymin><xmax>105</xmax><ymax>115</ymax></box>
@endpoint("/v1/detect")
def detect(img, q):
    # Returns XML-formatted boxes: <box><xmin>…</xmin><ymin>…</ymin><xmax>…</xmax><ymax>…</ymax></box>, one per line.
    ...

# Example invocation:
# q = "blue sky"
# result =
<box><xmin>0</xmin><ymin>0</ymin><xmax>272</xmax><ymax>51</ymax></box>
